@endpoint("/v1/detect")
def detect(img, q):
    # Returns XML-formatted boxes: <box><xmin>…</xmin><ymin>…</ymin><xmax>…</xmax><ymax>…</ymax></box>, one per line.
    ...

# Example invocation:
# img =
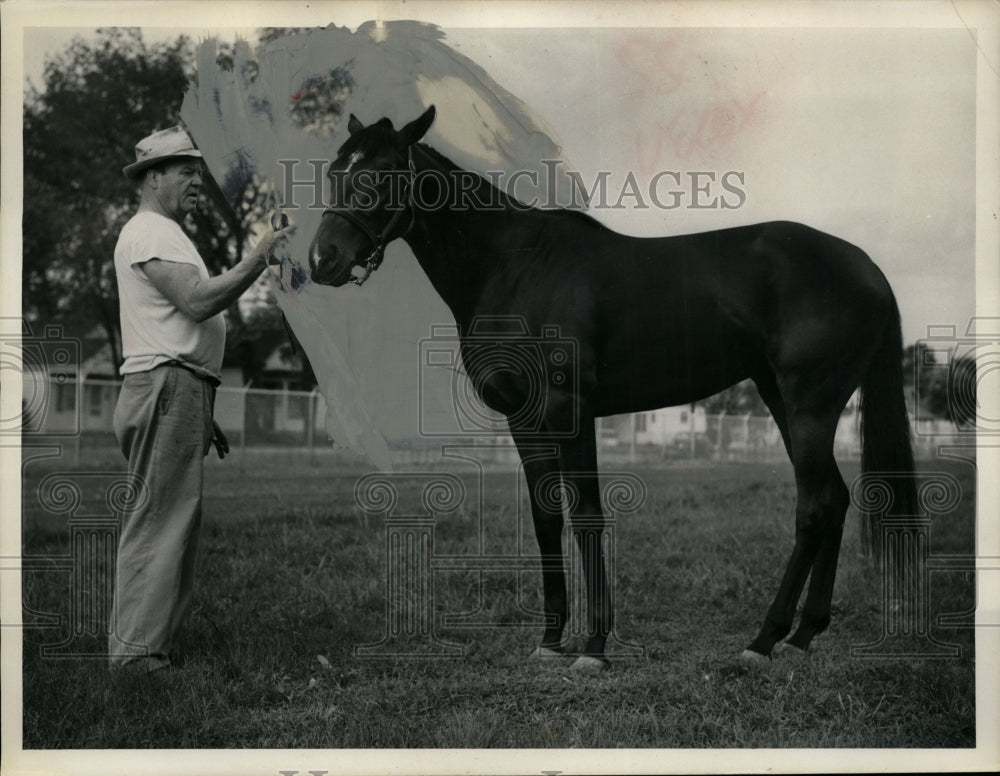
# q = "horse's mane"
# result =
<box><xmin>415</xmin><ymin>143</ymin><xmax>608</xmax><ymax>231</ymax></box>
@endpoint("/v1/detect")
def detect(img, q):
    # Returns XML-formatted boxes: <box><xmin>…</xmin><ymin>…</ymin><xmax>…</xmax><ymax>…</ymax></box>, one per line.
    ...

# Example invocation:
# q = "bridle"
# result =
<box><xmin>320</xmin><ymin>148</ymin><xmax>416</xmax><ymax>286</ymax></box>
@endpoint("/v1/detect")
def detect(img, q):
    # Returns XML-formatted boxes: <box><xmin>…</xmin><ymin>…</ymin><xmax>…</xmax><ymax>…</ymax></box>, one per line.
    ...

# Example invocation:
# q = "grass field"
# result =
<box><xmin>20</xmin><ymin>447</ymin><xmax>976</xmax><ymax>749</ymax></box>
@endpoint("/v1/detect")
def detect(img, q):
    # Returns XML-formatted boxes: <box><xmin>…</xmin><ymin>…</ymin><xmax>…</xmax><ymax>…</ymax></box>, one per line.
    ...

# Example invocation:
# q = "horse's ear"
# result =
<box><xmin>400</xmin><ymin>105</ymin><xmax>436</xmax><ymax>145</ymax></box>
<box><xmin>347</xmin><ymin>114</ymin><xmax>364</xmax><ymax>136</ymax></box>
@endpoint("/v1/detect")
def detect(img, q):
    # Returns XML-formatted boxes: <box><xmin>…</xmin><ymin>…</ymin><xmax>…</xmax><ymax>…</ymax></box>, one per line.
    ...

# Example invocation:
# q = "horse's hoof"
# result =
<box><xmin>739</xmin><ymin>648</ymin><xmax>770</xmax><ymax>665</ymax></box>
<box><xmin>774</xmin><ymin>642</ymin><xmax>806</xmax><ymax>659</ymax></box>
<box><xmin>530</xmin><ymin>646</ymin><xmax>564</xmax><ymax>659</ymax></box>
<box><xmin>569</xmin><ymin>655</ymin><xmax>610</xmax><ymax>672</ymax></box>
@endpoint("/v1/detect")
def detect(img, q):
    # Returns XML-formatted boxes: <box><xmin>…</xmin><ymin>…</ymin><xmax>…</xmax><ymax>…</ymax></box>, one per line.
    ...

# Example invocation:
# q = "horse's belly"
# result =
<box><xmin>592</xmin><ymin>366</ymin><xmax>745</xmax><ymax>417</ymax></box>
<box><xmin>591</xmin><ymin>311</ymin><xmax>755</xmax><ymax>416</ymax></box>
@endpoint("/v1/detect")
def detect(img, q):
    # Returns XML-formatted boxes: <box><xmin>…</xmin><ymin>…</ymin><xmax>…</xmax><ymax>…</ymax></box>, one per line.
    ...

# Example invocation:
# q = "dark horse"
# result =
<box><xmin>307</xmin><ymin>106</ymin><xmax>915</xmax><ymax>670</ymax></box>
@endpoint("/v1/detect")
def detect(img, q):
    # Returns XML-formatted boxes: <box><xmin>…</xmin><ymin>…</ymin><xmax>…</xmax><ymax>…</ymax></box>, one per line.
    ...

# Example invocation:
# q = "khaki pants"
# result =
<box><xmin>110</xmin><ymin>365</ymin><xmax>215</xmax><ymax>670</ymax></box>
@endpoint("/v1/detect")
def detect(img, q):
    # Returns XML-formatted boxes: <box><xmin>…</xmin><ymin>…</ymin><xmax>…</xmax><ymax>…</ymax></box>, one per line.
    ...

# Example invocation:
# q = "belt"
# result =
<box><xmin>161</xmin><ymin>360</ymin><xmax>221</xmax><ymax>388</ymax></box>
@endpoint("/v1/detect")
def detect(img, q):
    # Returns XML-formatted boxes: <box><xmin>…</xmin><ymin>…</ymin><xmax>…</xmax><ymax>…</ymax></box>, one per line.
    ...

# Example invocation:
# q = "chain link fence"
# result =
<box><xmin>20</xmin><ymin>376</ymin><xmax>964</xmax><ymax>466</ymax></box>
<box><xmin>21</xmin><ymin>377</ymin><xmax>328</xmax><ymax>466</ymax></box>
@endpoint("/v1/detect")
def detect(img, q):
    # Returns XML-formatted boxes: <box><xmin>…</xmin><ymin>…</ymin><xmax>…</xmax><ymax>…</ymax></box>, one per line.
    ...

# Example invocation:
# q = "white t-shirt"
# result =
<box><xmin>115</xmin><ymin>211</ymin><xmax>226</xmax><ymax>380</ymax></box>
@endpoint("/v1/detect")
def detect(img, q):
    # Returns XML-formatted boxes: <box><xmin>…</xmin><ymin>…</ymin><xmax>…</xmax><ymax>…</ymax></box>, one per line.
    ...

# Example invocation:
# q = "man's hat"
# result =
<box><xmin>122</xmin><ymin>126</ymin><xmax>202</xmax><ymax>180</ymax></box>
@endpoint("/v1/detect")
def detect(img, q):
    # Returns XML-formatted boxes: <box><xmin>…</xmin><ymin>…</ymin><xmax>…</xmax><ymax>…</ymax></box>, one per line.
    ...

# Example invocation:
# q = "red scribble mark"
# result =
<box><xmin>291</xmin><ymin>74</ymin><xmax>329</xmax><ymax>102</ymax></box>
<box><xmin>614</xmin><ymin>34</ymin><xmax>767</xmax><ymax>169</ymax></box>
<box><xmin>615</xmin><ymin>35</ymin><xmax>686</xmax><ymax>96</ymax></box>
<box><xmin>661</xmin><ymin>91</ymin><xmax>765</xmax><ymax>163</ymax></box>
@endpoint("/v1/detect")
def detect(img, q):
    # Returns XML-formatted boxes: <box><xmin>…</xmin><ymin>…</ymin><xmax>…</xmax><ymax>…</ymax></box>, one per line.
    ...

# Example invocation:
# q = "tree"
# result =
<box><xmin>23</xmin><ymin>28</ymin><xmax>309</xmax><ymax>385</ymax></box>
<box><xmin>900</xmin><ymin>341</ymin><xmax>965</xmax><ymax>421</ymax></box>
<box><xmin>699</xmin><ymin>378</ymin><xmax>770</xmax><ymax>416</ymax></box>
<box><xmin>225</xmin><ymin>294</ymin><xmax>314</xmax><ymax>388</ymax></box>
<box><xmin>24</xmin><ymin>29</ymin><xmax>194</xmax><ymax>367</ymax></box>
<box><xmin>944</xmin><ymin>356</ymin><xmax>977</xmax><ymax>428</ymax></box>
<box><xmin>900</xmin><ymin>342</ymin><xmax>977</xmax><ymax>425</ymax></box>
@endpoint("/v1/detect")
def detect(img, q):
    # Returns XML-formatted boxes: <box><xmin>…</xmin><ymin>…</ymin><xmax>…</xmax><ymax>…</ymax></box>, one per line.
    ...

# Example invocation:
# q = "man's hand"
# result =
<box><xmin>252</xmin><ymin>221</ymin><xmax>297</xmax><ymax>273</ymax></box>
<box><xmin>211</xmin><ymin>420</ymin><xmax>230</xmax><ymax>460</ymax></box>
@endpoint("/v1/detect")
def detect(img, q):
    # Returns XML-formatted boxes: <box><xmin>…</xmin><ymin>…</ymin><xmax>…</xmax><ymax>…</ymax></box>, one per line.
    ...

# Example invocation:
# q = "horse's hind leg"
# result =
<box><xmin>784</xmin><ymin>462</ymin><xmax>849</xmax><ymax>652</ymax></box>
<box><xmin>745</xmin><ymin>403</ymin><xmax>845</xmax><ymax>659</ymax></box>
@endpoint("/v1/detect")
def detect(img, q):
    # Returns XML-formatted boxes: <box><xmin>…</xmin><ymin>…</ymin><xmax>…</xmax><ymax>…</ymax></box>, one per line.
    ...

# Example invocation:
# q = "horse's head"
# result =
<box><xmin>308</xmin><ymin>105</ymin><xmax>436</xmax><ymax>287</ymax></box>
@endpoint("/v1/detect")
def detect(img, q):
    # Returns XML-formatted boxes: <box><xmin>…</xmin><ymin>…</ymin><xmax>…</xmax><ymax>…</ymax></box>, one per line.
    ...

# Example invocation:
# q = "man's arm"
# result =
<box><xmin>143</xmin><ymin>226</ymin><xmax>293</xmax><ymax>323</ymax></box>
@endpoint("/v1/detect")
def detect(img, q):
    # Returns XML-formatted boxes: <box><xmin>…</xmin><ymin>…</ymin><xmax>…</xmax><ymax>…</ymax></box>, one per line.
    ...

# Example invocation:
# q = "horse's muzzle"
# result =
<box><xmin>308</xmin><ymin>240</ymin><xmax>348</xmax><ymax>287</ymax></box>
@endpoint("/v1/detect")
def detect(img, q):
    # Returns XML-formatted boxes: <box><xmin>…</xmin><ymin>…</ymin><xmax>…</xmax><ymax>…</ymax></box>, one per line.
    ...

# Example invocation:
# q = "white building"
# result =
<box><xmin>598</xmin><ymin>405</ymin><xmax>707</xmax><ymax>448</ymax></box>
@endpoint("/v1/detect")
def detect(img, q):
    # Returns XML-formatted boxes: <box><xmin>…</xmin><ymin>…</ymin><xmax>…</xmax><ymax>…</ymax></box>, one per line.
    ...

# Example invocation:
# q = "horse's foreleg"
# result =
<box><xmin>567</xmin><ymin>478</ymin><xmax>613</xmax><ymax>670</ymax></box>
<box><xmin>558</xmin><ymin>418</ymin><xmax>613</xmax><ymax>669</ymax></box>
<box><xmin>511</xmin><ymin>434</ymin><xmax>568</xmax><ymax>654</ymax></box>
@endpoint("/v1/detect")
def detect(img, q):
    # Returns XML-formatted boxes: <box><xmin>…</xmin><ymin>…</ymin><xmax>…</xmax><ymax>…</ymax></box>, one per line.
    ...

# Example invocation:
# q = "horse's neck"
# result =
<box><xmin>403</xmin><ymin>145</ymin><xmax>532</xmax><ymax>323</ymax></box>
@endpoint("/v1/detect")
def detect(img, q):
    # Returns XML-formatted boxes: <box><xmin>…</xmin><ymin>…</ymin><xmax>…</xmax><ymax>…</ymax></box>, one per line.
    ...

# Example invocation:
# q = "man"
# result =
<box><xmin>111</xmin><ymin>126</ymin><xmax>292</xmax><ymax>672</ymax></box>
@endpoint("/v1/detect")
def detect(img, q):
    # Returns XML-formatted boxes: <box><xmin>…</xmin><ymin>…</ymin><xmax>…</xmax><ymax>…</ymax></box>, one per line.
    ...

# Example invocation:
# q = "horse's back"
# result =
<box><xmin>559</xmin><ymin>219</ymin><xmax>893</xmax><ymax>413</ymax></box>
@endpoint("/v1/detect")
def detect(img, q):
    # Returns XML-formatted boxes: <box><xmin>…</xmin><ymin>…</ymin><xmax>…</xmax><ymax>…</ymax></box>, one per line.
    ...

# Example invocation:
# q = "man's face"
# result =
<box><xmin>150</xmin><ymin>159</ymin><xmax>203</xmax><ymax>219</ymax></box>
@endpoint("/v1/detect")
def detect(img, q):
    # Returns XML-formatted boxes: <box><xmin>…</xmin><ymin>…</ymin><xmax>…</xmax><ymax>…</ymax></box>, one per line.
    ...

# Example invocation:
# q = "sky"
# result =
<box><xmin>21</xmin><ymin>23</ymin><xmax>978</xmax><ymax>346</ymax></box>
<box><xmin>442</xmin><ymin>26</ymin><xmax>977</xmax><ymax>346</ymax></box>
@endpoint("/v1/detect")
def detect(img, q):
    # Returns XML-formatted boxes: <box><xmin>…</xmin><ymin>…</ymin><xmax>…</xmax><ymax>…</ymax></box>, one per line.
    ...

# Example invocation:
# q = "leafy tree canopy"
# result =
<box><xmin>699</xmin><ymin>379</ymin><xmax>770</xmax><ymax>416</ymax></box>
<box><xmin>23</xmin><ymin>27</ymin><xmax>308</xmax><ymax>385</ymax></box>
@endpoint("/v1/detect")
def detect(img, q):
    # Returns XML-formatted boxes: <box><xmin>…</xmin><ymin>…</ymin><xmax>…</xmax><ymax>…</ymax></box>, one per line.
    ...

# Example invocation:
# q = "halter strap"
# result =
<box><xmin>321</xmin><ymin>148</ymin><xmax>416</xmax><ymax>286</ymax></box>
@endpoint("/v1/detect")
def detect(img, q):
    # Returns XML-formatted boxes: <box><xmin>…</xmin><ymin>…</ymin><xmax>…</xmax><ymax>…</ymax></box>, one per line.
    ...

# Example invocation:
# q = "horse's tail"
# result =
<box><xmin>858</xmin><ymin>291</ymin><xmax>917</xmax><ymax>563</ymax></box>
